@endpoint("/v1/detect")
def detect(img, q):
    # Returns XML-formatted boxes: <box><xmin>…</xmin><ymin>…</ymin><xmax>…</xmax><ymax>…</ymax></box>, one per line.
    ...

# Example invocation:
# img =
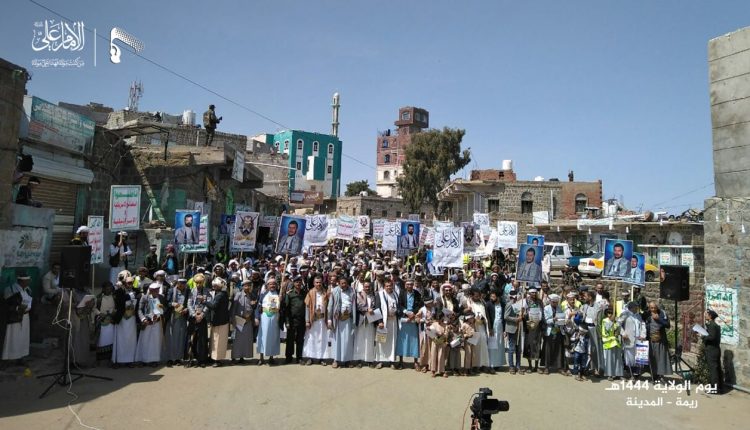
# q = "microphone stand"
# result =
<box><xmin>37</xmin><ymin>288</ymin><xmax>113</xmax><ymax>398</ymax></box>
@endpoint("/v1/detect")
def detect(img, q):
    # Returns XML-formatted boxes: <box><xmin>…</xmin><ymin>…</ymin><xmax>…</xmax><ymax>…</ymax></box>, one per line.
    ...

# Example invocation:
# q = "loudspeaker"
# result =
<box><xmin>60</xmin><ymin>245</ymin><xmax>92</xmax><ymax>289</ymax></box>
<box><xmin>659</xmin><ymin>265</ymin><xmax>689</xmax><ymax>301</ymax></box>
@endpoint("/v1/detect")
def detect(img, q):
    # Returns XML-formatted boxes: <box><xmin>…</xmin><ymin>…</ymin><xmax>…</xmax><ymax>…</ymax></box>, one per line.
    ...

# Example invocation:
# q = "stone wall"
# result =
<box><xmin>704</xmin><ymin>197</ymin><xmax>750</xmax><ymax>387</ymax></box>
<box><xmin>336</xmin><ymin>196</ymin><xmax>435</xmax><ymax>222</ymax></box>
<box><xmin>0</xmin><ymin>59</ymin><xmax>29</xmax><ymax>229</ymax></box>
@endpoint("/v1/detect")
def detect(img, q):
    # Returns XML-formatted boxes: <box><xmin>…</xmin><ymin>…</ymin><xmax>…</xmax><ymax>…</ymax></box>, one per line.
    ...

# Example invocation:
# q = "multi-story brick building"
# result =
<box><xmin>376</xmin><ymin>106</ymin><xmax>429</xmax><ymax>197</ymax></box>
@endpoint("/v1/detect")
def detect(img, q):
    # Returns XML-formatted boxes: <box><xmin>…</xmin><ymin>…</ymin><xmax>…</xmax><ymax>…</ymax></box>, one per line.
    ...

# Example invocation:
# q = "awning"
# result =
<box><xmin>22</xmin><ymin>144</ymin><xmax>94</xmax><ymax>184</ymax></box>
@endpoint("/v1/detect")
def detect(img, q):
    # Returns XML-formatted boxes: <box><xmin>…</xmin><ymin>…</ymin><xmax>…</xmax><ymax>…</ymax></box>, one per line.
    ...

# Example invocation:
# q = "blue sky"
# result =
<box><xmin>3</xmin><ymin>0</ymin><xmax>748</xmax><ymax>213</ymax></box>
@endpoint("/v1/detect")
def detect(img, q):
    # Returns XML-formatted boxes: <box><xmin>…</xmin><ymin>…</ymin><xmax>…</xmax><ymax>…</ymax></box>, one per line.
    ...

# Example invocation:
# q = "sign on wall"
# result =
<box><xmin>0</xmin><ymin>229</ymin><xmax>48</xmax><ymax>268</ymax></box>
<box><xmin>109</xmin><ymin>185</ymin><xmax>141</xmax><ymax>231</ymax></box>
<box><xmin>24</xmin><ymin>96</ymin><xmax>95</xmax><ymax>154</ymax></box>
<box><xmin>705</xmin><ymin>284</ymin><xmax>739</xmax><ymax>345</ymax></box>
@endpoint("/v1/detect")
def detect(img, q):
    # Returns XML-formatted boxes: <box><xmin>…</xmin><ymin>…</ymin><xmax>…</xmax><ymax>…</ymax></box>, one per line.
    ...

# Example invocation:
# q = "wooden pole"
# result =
<box><xmin>182</xmin><ymin>251</ymin><xmax>188</xmax><ymax>277</ymax></box>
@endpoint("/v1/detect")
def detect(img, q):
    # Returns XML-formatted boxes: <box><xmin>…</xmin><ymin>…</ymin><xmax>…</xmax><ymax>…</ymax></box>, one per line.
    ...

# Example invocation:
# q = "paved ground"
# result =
<box><xmin>0</xmin><ymin>359</ymin><xmax>748</xmax><ymax>430</ymax></box>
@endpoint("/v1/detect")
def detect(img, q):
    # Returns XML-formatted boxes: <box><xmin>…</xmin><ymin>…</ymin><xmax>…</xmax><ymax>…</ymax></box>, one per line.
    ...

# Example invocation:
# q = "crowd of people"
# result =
<box><xmin>1</xmin><ymin>228</ymin><xmax>724</xmax><ymax>394</ymax></box>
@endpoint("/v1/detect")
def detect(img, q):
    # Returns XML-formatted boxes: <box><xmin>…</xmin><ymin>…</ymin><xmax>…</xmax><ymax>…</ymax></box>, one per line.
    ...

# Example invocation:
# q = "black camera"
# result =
<box><xmin>470</xmin><ymin>388</ymin><xmax>509</xmax><ymax>429</ymax></box>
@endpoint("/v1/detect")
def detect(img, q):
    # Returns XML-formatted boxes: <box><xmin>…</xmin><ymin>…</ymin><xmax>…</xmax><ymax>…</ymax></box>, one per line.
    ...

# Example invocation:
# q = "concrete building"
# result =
<box><xmin>0</xmin><ymin>58</ymin><xmax>30</xmax><ymax>230</ymax></box>
<box><xmin>705</xmin><ymin>26</ymin><xmax>750</xmax><ymax>389</ymax></box>
<box><xmin>336</xmin><ymin>195</ymin><xmax>435</xmax><ymax>222</ymax></box>
<box><xmin>438</xmin><ymin>166</ymin><xmax>603</xmax><ymax>243</ymax></box>
<box><xmin>376</xmin><ymin>106</ymin><xmax>429</xmax><ymax>197</ymax></box>
<box><xmin>266</xmin><ymin>130</ymin><xmax>343</xmax><ymax>201</ymax></box>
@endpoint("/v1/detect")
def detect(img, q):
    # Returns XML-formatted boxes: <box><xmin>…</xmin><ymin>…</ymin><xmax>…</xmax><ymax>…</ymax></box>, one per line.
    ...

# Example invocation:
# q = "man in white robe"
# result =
<box><xmin>354</xmin><ymin>281</ymin><xmax>377</xmax><ymax>367</ymax></box>
<box><xmin>375</xmin><ymin>280</ymin><xmax>399</xmax><ymax>369</ymax></box>
<box><xmin>135</xmin><ymin>283</ymin><xmax>165</xmax><ymax>366</ymax></box>
<box><xmin>303</xmin><ymin>275</ymin><xmax>330</xmax><ymax>365</ymax></box>
<box><xmin>2</xmin><ymin>273</ymin><xmax>33</xmax><ymax>362</ymax></box>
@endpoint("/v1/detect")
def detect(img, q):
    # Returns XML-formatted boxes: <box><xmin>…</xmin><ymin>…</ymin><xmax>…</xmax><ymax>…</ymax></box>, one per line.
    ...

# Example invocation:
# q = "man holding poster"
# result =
<box><xmin>276</xmin><ymin>216</ymin><xmax>306</xmax><ymax>256</ymax></box>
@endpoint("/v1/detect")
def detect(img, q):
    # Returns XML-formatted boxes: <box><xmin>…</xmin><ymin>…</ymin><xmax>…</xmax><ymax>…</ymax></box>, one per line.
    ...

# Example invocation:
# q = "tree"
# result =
<box><xmin>345</xmin><ymin>179</ymin><xmax>377</xmax><ymax>197</ymax></box>
<box><xmin>397</xmin><ymin>127</ymin><xmax>471</xmax><ymax>213</ymax></box>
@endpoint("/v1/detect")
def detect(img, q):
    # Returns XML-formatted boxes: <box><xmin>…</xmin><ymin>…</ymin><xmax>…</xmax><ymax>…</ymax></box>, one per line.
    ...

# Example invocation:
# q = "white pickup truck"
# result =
<box><xmin>543</xmin><ymin>242</ymin><xmax>593</xmax><ymax>271</ymax></box>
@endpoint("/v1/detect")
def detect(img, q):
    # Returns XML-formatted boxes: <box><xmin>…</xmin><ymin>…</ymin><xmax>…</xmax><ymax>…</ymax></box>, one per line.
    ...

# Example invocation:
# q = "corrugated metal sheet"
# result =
<box><xmin>34</xmin><ymin>180</ymin><xmax>77</xmax><ymax>263</ymax></box>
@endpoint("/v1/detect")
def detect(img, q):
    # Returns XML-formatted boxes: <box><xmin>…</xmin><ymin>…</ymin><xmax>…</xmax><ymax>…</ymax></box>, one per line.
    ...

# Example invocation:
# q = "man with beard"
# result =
<box><xmin>175</xmin><ymin>213</ymin><xmax>199</xmax><ymax>245</ymax></box>
<box><xmin>328</xmin><ymin>277</ymin><xmax>357</xmax><ymax>368</ymax></box>
<box><xmin>282</xmin><ymin>276</ymin><xmax>306</xmax><ymax>364</ymax></box>
<box><xmin>303</xmin><ymin>275</ymin><xmax>330</xmax><ymax>366</ymax></box>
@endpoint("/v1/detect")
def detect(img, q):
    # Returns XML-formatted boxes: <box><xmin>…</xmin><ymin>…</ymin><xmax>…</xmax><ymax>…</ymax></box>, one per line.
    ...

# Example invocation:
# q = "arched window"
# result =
<box><xmin>274</xmin><ymin>141</ymin><xmax>280</xmax><ymax>149</ymax></box>
<box><xmin>296</xmin><ymin>139</ymin><xmax>304</xmax><ymax>151</ymax></box>
<box><xmin>384</xmin><ymin>154</ymin><xmax>391</xmax><ymax>164</ymax></box>
<box><xmin>382</xmin><ymin>139</ymin><xmax>389</xmax><ymax>148</ymax></box>
<box><xmin>283</xmin><ymin>140</ymin><xmax>290</xmax><ymax>153</ymax></box>
<box><xmin>328</xmin><ymin>143</ymin><xmax>334</xmax><ymax>155</ymax></box>
<box><xmin>575</xmin><ymin>193</ymin><xmax>587</xmax><ymax>213</ymax></box>
<box><xmin>384</xmin><ymin>170</ymin><xmax>391</xmax><ymax>180</ymax></box>
<box><xmin>521</xmin><ymin>191</ymin><xmax>533</xmax><ymax>214</ymax></box>
<box><xmin>313</xmin><ymin>141</ymin><xmax>319</xmax><ymax>154</ymax></box>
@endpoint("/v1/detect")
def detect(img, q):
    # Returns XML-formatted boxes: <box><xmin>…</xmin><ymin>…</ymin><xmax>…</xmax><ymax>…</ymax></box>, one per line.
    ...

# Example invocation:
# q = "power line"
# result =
<box><xmin>27</xmin><ymin>0</ymin><xmax>376</xmax><ymax>171</ymax></box>
<box><xmin>649</xmin><ymin>182</ymin><xmax>714</xmax><ymax>209</ymax></box>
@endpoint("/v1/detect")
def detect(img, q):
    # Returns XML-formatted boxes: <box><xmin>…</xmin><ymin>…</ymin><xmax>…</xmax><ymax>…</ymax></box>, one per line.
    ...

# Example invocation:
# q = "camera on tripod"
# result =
<box><xmin>470</xmin><ymin>388</ymin><xmax>509</xmax><ymax>430</ymax></box>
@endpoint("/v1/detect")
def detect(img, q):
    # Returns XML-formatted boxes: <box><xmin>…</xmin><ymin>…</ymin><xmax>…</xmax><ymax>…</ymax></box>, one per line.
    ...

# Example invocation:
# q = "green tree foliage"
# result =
<box><xmin>396</xmin><ymin>127</ymin><xmax>471</xmax><ymax>213</ymax></box>
<box><xmin>345</xmin><ymin>179</ymin><xmax>377</xmax><ymax>197</ymax></box>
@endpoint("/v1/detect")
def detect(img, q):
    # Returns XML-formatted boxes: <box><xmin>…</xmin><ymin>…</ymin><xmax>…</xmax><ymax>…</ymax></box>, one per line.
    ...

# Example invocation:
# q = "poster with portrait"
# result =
<box><xmin>174</xmin><ymin>210</ymin><xmax>201</xmax><ymax>252</ymax></box>
<box><xmin>398</xmin><ymin>221</ymin><xmax>421</xmax><ymax>252</ymax></box>
<box><xmin>516</xmin><ymin>244</ymin><xmax>543</xmax><ymax>285</ymax></box>
<box><xmin>336</xmin><ymin>215</ymin><xmax>356</xmax><ymax>241</ymax></box>
<box><xmin>372</xmin><ymin>219</ymin><xmax>386</xmax><ymax>240</ymax></box>
<box><xmin>433</xmin><ymin>227</ymin><xmax>464</xmax><ymax>268</ymax></box>
<box><xmin>461</xmin><ymin>222</ymin><xmax>481</xmax><ymax>253</ymax></box>
<box><xmin>382</xmin><ymin>221</ymin><xmax>400</xmax><ymax>251</ymax></box>
<box><xmin>496</xmin><ymin>221</ymin><xmax>518</xmax><ymax>249</ymax></box>
<box><xmin>233</xmin><ymin>211</ymin><xmax>259</xmax><ymax>251</ymax></box>
<box><xmin>425</xmin><ymin>249</ymin><xmax>444</xmax><ymax>276</ymax></box>
<box><xmin>526</xmin><ymin>234</ymin><xmax>545</xmax><ymax>247</ymax></box>
<box><xmin>602</xmin><ymin>239</ymin><xmax>634</xmax><ymax>280</ymax></box>
<box><xmin>276</xmin><ymin>215</ymin><xmax>306</xmax><ymax>256</ymax></box>
<box><xmin>304</xmin><ymin>215</ymin><xmax>329</xmax><ymax>248</ymax></box>
<box><xmin>356</xmin><ymin>215</ymin><xmax>371</xmax><ymax>238</ymax></box>
<box><xmin>622</xmin><ymin>252</ymin><xmax>646</xmax><ymax>287</ymax></box>
<box><xmin>220</xmin><ymin>214</ymin><xmax>236</xmax><ymax>236</ymax></box>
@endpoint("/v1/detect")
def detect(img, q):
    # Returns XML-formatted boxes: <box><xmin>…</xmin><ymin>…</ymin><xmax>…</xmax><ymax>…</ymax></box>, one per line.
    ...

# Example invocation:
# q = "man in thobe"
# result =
<box><xmin>2</xmin><ymin>273</ymin><xmax>33</xmax><ymax>362</ymax></box>
<box><xmin>487</xmin><ymin>290</ymin><xmax>506</xmax><ymax>371</ymax></box>
<box><xmin>416</xmin><ymin>296</ymin><xmax>436</xmax><ymax>373</ymax></box>
<box><xmin>504</xmin><ymin>290</ymin><xmax>523</xmax><ymax>374</ymax></box>
<box><xmin>135</xmin><ymin>283</ymin><xmax>166</xmax><ymax>366</ymax></box>
<box><xmin>396</xmin><ymin>278</ymin><xmax>422</xmax><ymax>370</ymax></box>
<box><xmin>542</xmin><ymin>294</ymin><xmax>566</xmax><ymax>374</ymax></box>
<box><xmin>303</xmin><ymin>275</ymin><xmax>330</xmax><ymax>365</ymax></box>
<box><xmin>582</xmin><ymin>290</ymin><xmax>606</xmax><ymax>377</ymax></box>
<box><xmin>164</xmin><ymin>278</ymin><xmax>191</xmax><ymax>366</ymax></box>
<box><xmin>70</xmin><ymin>225</ymin><xmax>90</xmax><ymax>246</ymax></box>
<box><xmin>375</xmin><ymin>279</ymin><xmax>399</xmax><ymax>369</ymax></box>
<box><xmin>646</xmin><ymin>301</ymin><xmax>672</xmax><ymax>382</ymax></box>
<box><xmin>205</xmin><ymin>278</ymin><xmax>230</xmax><ymax>367</ymax></box>
<box><xmin>112</xmin><ymin>277</ymin><xmax>139</xmax><ymax>367</ymax></box>
<box><xmin>95</xmin><ymin>282</ymin><xmax>117</xmax><ymax>364</ymax></box>
<box><xmin>187</xmin><ymin>275</ymin><xmax>210</xmax><ymax>367</ymax></box>
<box><xmin>282</xmin><ymin>276</ymin><xmax>307</xmax><ymax>364</ymax></box>
<box><xmin>467</xmin><ymin>288</ymin><xmax>492</xmax><ymax>374</ymax></box>
<box><xmin>354</xmin><ymin>281</ymin><xmax>377</xmax><ymax>367</ymax></box>
<box><xmin>42</xmin><ymin>262</ymin><xmax>62</xmax><ymax>304</ymax></box>
<box><xmin>68</xmin><ymin>283</ymin><xmax>95</xmax><ymax>367</ymax></box>
<box><xmin>145</xmin><ymin>244</ymin><xmax>159</xmax><ymax>277</ymax></box>
<box><xmin>328</xmin><ymin>277</ymin><xmax>357</xmax><ymax>368</ymax></box>
<box><xmin>523</xmin><ymin>288</ymin><xmax>544</xmax><ymax>373</ymax></box>
<box><xmin>231</xmin><ymin>280</ymin><xmax>257</xmax><ymax>364</ymax></box>
<box><xmin>255</xmin><ymin>278</ymin><xmax>281</xmax><ymax>365</ymax></box>
<box><xmin>109</xmin><ymin>232</ymin><xmax>133</xmax><ymax>284</ymax></box>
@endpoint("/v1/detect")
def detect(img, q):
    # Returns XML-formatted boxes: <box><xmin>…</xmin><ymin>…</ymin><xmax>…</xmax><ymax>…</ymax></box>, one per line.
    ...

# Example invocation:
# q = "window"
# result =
<box><xmin>521</xmin><ymin>191</ymin><xmax>533</xmax><ymax>214</ymax></box>
<box><xmin>384</xmin><ymin>154</ymin><xmax>391</xmax><ymax>164</ymax></box>
<box><xmin>401</xmin><ymin>111</ymin><xmax>410</xmax><ymax>121</ymax></box>
<box><xmin>296</xmin><ymin>139</ymin><xmax>303</xmax><ymax>151</ymax></box>
<box><xmin>382</xmin><ymin>139</ymin><xmax>389</xmax><ymax>148</ymax></box>
<box><xmin>382</xmin><ymin>210</ymin><xmax>388</xmax><ymax>218</ymax></box>
<box><xmin>283</xmin><ymin>140</ymin><xmax>290</xmax><ymax>153</ymax></box>
<box><xmin>274</xmin><ymin>141</ymin><xmax>280</xmax><ymax>149</ymax></box>
<box><xmin>313</xmin><ymin>141</ymin><xmax>319</xmax><ymax>154</ymax></box>
<box><xmin>575</xmin><ymin>193</ymin><xmax>587</xmax><ymax>213</ymax></box>
<box><xmin>327</xmin><ymin>165</ymin><xmax>332</xmax><ymax>174</ymax></box>
<box><xmin>396</xmin><ymin>211</ymin><xmax>402</xmax><ymax>218</ymax></box>
<box><xmin>328</xmin><ymin>143</ymin><xmax>334</xmax><ymax>155</ymax></box>
<box><xmin>420</xmin><ymin>212</ymin><xmax>425</xmax><ymax>219</ymax></box>
<box><xmin>296</xmin><ymin>161</ymin><xmax>302</xmax><ymax>171</ymax></box>
<box><xmin>488</xmin><ymin>199</ymin><xmax>500</xmax><ymax>213</ymax></box>
<box><xmin>366</xmin><ymin>209</ymin><xmax>372</xmax><ymax>216</ymax></box>
<box><xmin>383</xmin><ymin>170</ymin><xmax>390</xmax><ymax>180</ymax></box>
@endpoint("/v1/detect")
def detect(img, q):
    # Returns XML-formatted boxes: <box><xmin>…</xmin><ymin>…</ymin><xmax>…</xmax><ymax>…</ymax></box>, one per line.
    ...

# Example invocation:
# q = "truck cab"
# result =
<box><xmin>544</xmin><ymin>242</ymin><xmax>571</xmax><ymax>270</ymax></box>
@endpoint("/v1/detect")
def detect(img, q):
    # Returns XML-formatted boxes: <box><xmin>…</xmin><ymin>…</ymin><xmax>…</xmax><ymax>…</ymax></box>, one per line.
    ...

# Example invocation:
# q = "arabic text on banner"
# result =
<box><xmin>705</xmin><ymin>284</ymin><xmax>739</xmax><ymax>346</ymax></box>
<box><xmin>473</xmin><ymin>213</ymin><xmax>491</xmax><ymax>238</ymax></box>
<box><xmin>381</xmin><ymin>221</ymin><xmax>399</xmax><ymax>251</ymax></box>
<box><xmin>372</xmin><ymin>219</ymin><xmax>385</xmax><ymax>240</ymax></box>
<box><xmin>327</xmin><ymin>217</ymin><xmax>338</xmax><ymax>241</ymax></box>
<box><xmin>434</xmin><ymin>220</ymin><xmax>453</xmax><ymax>231</ymax></box>
<box><xmin>433</xmin><ymin>227</ymin><xmax>464</xmax><ymax>268</ymax></box>
<box><xmin>87</xmin><ymin>216</ymin><xmax>104</xmax><ymax>264</ymax></box>
<box><xmin>197</xmin><ymin>214</ymin><xmax>209</xmax><ymax>252</ymax></box>
<box><xmin>420</xmin><ymin>226</ymin><xmax>435</xmax><ymax>247</ymax></box>
<box><xmin>336</xmin><ymin>215</ymin><xmax>356</xmax><ymax>241</ymax></box>
<box><xmin>496</xmin><ymin>221</ymin><xmax>518</xmax><ymax>249</ymax></box>
<box><xmin>109</xmin><ymin>185</ymin><xmax>141</xmax><ymax>231</ymax></box>
<box><xmin>356</xmin><ymin>215</ymin><xmax>370</xmax><ymax>238</ymax></box>
<box><xmin>304</xmin><ymin>215</ymin><xmax>329</xmax><ymax>247</ymax></box>
<box><xmin>233</xmin><ymin>211</ymin><xmax>259</xmax><ymax>251</ymax></box>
